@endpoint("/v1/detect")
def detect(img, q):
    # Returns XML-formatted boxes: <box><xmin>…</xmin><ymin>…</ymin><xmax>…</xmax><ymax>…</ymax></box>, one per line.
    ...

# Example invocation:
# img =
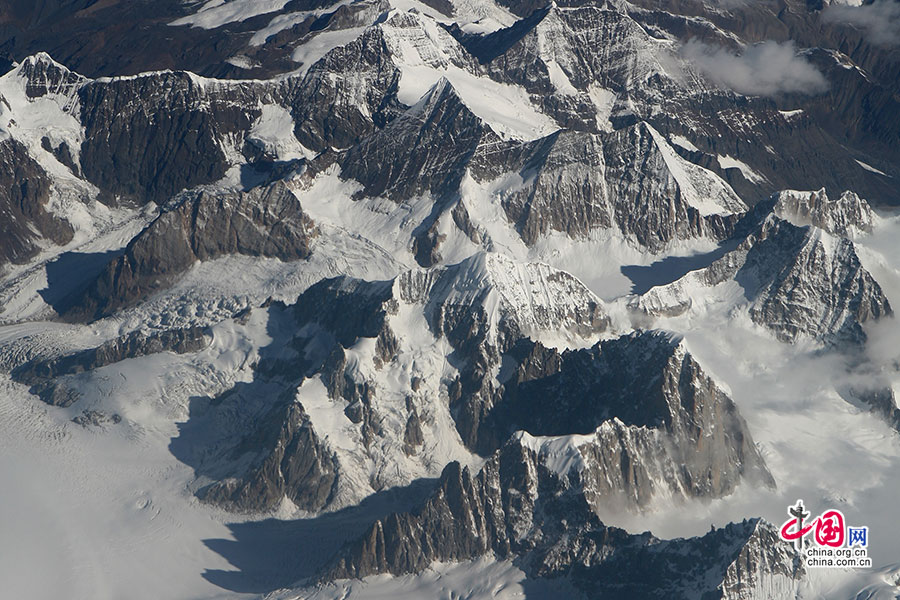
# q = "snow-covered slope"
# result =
<box><xmin>633</xmin><ymin>205</ymin><xmax>892</xmax><ymax>345</ymax></box>
<box><xmin>1</xmin><ymin>0</ymin><xmax>900</xmax><ymax>598</ymax></box>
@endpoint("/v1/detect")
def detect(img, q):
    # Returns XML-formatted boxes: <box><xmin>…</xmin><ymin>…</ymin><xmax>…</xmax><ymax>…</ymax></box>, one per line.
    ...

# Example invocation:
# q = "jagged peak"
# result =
<box><xmin>396</xmin><ymin>251</ymin><xmax>609</xmax><ymax>346</ymax></box>
<box><xmin>400</xmin><ymin>251</ymin><xmax>600</xmax><ymax>307</ymax></box>
<box><xmin>624</xmin><ymin>122</ymin><xmax>747</xmax><ymax>216</ymax></box>
<box><xmin>15</xmin><ymin>52</ymin><xmax>76</xmax><ymax>74</ymax></box>
<box><xmin>2</xmin><ymin>52</ymin><xmax>87</xmax><ymax>112</ymax></box>
<box><xmin>408</xmin><ymin>76</ymin><xmax>464</xmax><ymax>115</ymax></box>
<box><xmin>9</xmin><ymin>52</ymin><xmax>89</xmax><ymax>86</ymax></box>
<box><xmin>376</xmin><ymin>8</ymin><xmax>473</xmax><ymax>68</ymax></box>
<box><xmin>773</xmin><ymin>187</ymin><xmax>876</xmax><ymax>236</ymax></box>
<box><xmin>10</xmin><ymin>52</ymin><xmax>263</xmax><ymax>98</ymax></box>
<box><xmin>635</xmin><ymin>211</ymin><xmax>892</xmax><ymax>345</ymax></box>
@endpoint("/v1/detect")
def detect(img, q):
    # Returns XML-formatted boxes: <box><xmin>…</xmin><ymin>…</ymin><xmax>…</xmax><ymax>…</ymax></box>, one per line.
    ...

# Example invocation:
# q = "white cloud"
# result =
<box><xmin>823</xmin><ymin>0</ymin><xmax>900</xmax><ymax>47</ymax></box>
<box><xmin>681</xmin><ymin>39</ymin><xmax>829</xmax><ymax>97</ymax></box>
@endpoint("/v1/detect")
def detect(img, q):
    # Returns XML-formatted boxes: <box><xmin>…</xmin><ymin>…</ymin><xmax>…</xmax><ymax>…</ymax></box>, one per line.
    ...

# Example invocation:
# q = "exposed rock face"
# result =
<box><xmin>749</xmin><ymin>219</ymin><xmax>890</xmax><ymax>343</ymax></box>
<box><xmin>741</xmin><ymin>219</ymin><xmax>890</xmax><ymax>345</ymax></box>
<box><xmin>10</xmin><ymin>326</ymin><xmax>209</xmax><ymax>406</ymax></box>
<box><xmin>186</xmin><ymin>253</ymin><xmax>610</xmax><ymax>513</ymax></box>
<box><xmin>602</xmin><ymin>123</ymin><xmax>745</xmax><ymax>250</ymax></box>
<box><xmin>78</xmin><ymin>72</ymin><xmax>264</xmax><ymax>204</ymax></box>
<box><xmin>398</xmin><ymin>251</ymin><xmax>609</xmax><ymax>345</ymax></box>
<box><xmin>337</xmin><ymin>91</ymin><xmax>745</xmax><ymax>256</ymax></box>
<box><xmin>179</xmin><ymin>278</ymin><xmax>396</xmax><ymax>514</ymax></box>
<box><xmin>288</xmin><ymin>24</ymin><xmax>404</xmax><ymax>152</ymax></box>
<box><xmin>460</xmin><ymin>121</ymin><xmax>744</xmax><ymax>253</ymax></box>
<box><xmin>488</xmin><ymin>331</ymin><xmax>773</xmax><ymax>508</ymax></box>
<box><xmin>463</xmin><ymin>4</ymin><xmax>670</xmax><ymax>131</ymax></box>
<box><xmin>289</xmin><ymin>7</ymin><xmax>493</xmax><ymax>161</ymax></box>
<box><xmin>572</xmin><ymin>518</ymin><xmax>804</xmax><ymax>600</ymax></box>
<box><xmin>1</xmin><ymin>6</ymin><xmax>895</xmax><ymax>597</ymax></box>
<box><xmin>773</xmin><ymin>188</ymin><xmax>876</xmax><ymax>236</ymax></box>
<box><xmin>846</xmin><ymin>387</ymin><xmax>900</xmax><ymax>433</ymax></box>
<box><xmin>624</xmin><ymin>0</ymin><xmax>900</xmax><ymax>197</ymax></box>
<box><xmin>63</xmin><ymin>182</ymin><xmax>317</xmax><ymax>322</ymax></box>
<box><xmin>636</xmin><ymin>213</ymin><xmax>892</xmax><ymax>345</ymax></box>
<box><xmin>194</xmin><ymin>255</ymin><xmax>769</xmax><ymax>516</ymax></box>
<box><xmin>326</xmin><ymin>448</ymin><xmax>798</xmax><ymax>599</ymax></box>
<box><xmin>14</xmin><ymin>51</ymin><xmax>86</xmax><ymax>100</ymax></box>
<box><xmin>392</xmin><ymin>259</ymin><xmax>770</xmax><ymax>515</ymax></box>
<box><xmin>399</xmin><ymin>253</ymin><xmax>611</xmax><ymax>452</ymax></box>
<box><xmin>289</xmin><ymin>8</ymin><xmax>479</xmax><ymax>155</ymax></box>
<box><xmin>454</xmin><ymin>1</ymin><xmax>898</xmax><ymax>209</ymax></box>
<box><xmin>8</xmin><ymin>53</ymin><xmax>295</xmax><ymax>206</ymax></box>
<box><xmin>0</xmin><ymin>137</ymin><xmax>73</xmax><ymax>268</ymax></box>
<box><xmin>0</xmin><ymin>0</ymin><xmax>331</xmax><ymax>79</ymax></box>
<box><xmin>199</xmin><ymin>399</ymin><xmax>338</xmax><ymax>513</ymax></box>
<box><xmin>471</xmin><ymin>130</ymin><xmax>612</xmax><ymax>245</ymax></box>
<box><xmin>341</xmin><ymin>77</ymin><xmax>497</xmax><ymax>201</ymax></box>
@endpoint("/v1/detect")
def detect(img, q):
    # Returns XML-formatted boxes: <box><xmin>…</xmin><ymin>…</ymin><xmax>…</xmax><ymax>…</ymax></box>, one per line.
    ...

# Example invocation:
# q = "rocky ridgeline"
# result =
<box><xmin>62</xmin><ymin>181</ymin><xmax>317</xmax><ymax>322</ymax></box>
<box><xmin>184</xmin><ymin>254</ymin><xmax>770</xmax><ymax>518</ymax></box>
<box><xmin>2</xmin><ymin>0</ymin><xmax>895</xmax><ymax>280</ymax></box>
<box><xmin>77</xmin><ymin>71</ymin><xmax>267</xmax><ymax>204</ymax></box>
<box><xmin>184</xmin><ymin>253</ymin><xmax>611</xmax><ymax>512</ymax></box>
<box><xmin>484</xmin><ymin>331</ymin><xmax>774</xmax><ymax>507</ymax></box>
<box><xmin>0</xmin><ymin>137</ymin><xmax>73</xmax><ymax>269</ymax></box>
<box><xmin>635</xmin><ymin>200</ymin><xmax>892</xmax><ymax>345</ymax></box>
<box><xmin>773</xmin><ymin>188</ymin><xmax>876</xmax><ymax>237</ymax></box>
<box><xmin>0</xmin><ymin>3</ymin><xmax>897</xmax><ymax>597</ymax></box>
<box><xmin>462</xmin><ymin>122</ymin><xmax>745</xmax><ymax>253</ymax></box>
<box><xmin>451</xmin><ymin>1</ymin><xmax>896</xmax><ymax>205</ymax></box>
<box><xmin>198</xmin><ymin>398</ymin><xmax>340</xmax><ymax>513</ymax></box>
<box><xmin>340</xmin><ymin>77</ymin><xmax>496</xmax><ymax>206</ymax></box>
<box><xmin>9</xmin><ymin>326</ymin><xmax>209</xmax><ymax>406</ymax></box>
<box><xmin>324</xmin><ymin>448</ymin><xmax>797</xmax><ymax>599</ymax></box>
<box><xmin>8</xmin><ymin>54</ymin><xmax>288</xmax><ymax>204</ymax></box>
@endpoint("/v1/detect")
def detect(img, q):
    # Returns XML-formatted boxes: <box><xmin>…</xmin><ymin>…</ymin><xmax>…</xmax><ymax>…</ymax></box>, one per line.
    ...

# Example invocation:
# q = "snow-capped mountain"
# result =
<box><xmin>633</xmin><ymin>202</ymin><xmax>892</xmax><ymax>345</ymax></box>
<box><xmin>0</xmin><ymin>0</ymin><xmax>899</xmax><ymax>598</ymax></box>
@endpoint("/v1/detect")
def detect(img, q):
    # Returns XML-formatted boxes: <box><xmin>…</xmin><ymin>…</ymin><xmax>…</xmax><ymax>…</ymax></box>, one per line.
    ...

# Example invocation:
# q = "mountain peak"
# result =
<box><xmin>9</xmin><ymin>52</ymin><xmax>86</xmax><ymax>102</ymax></box>
<box><xmin>399</xmin><ymin>251</ymin><xmax>609</xmax><ymax>346</ymax></box>
<box><xmin>773</xmin><ymin>187</ymin><xmax>876</xmax><ymax>236</ymax></box>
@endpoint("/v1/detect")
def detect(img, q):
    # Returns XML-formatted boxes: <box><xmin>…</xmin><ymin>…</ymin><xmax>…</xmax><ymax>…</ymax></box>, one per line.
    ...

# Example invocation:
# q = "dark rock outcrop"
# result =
<box><xmin>450</xmin><ymin>330</ymin><xmax>774</xmax><ymax>508</ymax></box>
<box><xmin>72</xmin><ymin>410</ymin><xmax>122</xmax><ymax>428</ymax></box>
<box><xmin>511</xmin><ymin>332</ymin><xmax>769</xmax><ymax>491</ymax></box>
<box><xmin>10</xmin><ymin>325</ymin><xmax>209</xmax><ymax>406</ymax></box>
<box><xmin>326</xmin><ymin>448</ymin><xmax>798</xmax><ymax>599</ymax></box>
<box><xmin>288</xmin><ymin>22</ymin><xmax>405</xmax><ymax>152</ymax></box>
<box><xmin>63</xmin><ymin>181</ymin><xmax>317</xmax><ymax>322</ymax></box>
<box><xmin>199</xmin><ymin>399</ymin><xmax>338</xmax><ymax>513</ymax></box>
<box><xmin>0</xmin><ymin>137</ymin><xmax>73</xmax><ymax>268</ymax></box>
<box><xmin>177</xmin><ymin>282</ymin><xmax>397</xmax><ymax>514</ymax></box>
<box><xmin>183</xmin><ymin>255</ymin><xmax>610</xmax><ymax>513</ymax></box>
<box><xmin>456</xmin><ymin>1</ymin><xmax>898</xmax><ymax>210</ymax></box>
<box><xmin>636</xmin><ymin>214</ymin><xmax>893</xmax><ymax>345</ymax></box>
<box><xmin>78</xmin><ymin>72</ymin><xmax>264</xmax><ymax>204</ymax></box>
<box><xmin>340</xmin><ymin>77</ymin><xmax>497</xmax><ymax>201</ymax></box>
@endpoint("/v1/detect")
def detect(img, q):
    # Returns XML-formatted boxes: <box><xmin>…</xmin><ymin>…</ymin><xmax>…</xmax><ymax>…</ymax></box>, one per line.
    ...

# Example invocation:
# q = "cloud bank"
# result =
<box><xmin>681</xmin><ymin>40</ymin><xmax>830</xmax><ymax>97</ymax></box>
<box><xmin>823</xmin><ymin>0</ymin><xmax>900</xmax><ymax>47</ymax></box>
